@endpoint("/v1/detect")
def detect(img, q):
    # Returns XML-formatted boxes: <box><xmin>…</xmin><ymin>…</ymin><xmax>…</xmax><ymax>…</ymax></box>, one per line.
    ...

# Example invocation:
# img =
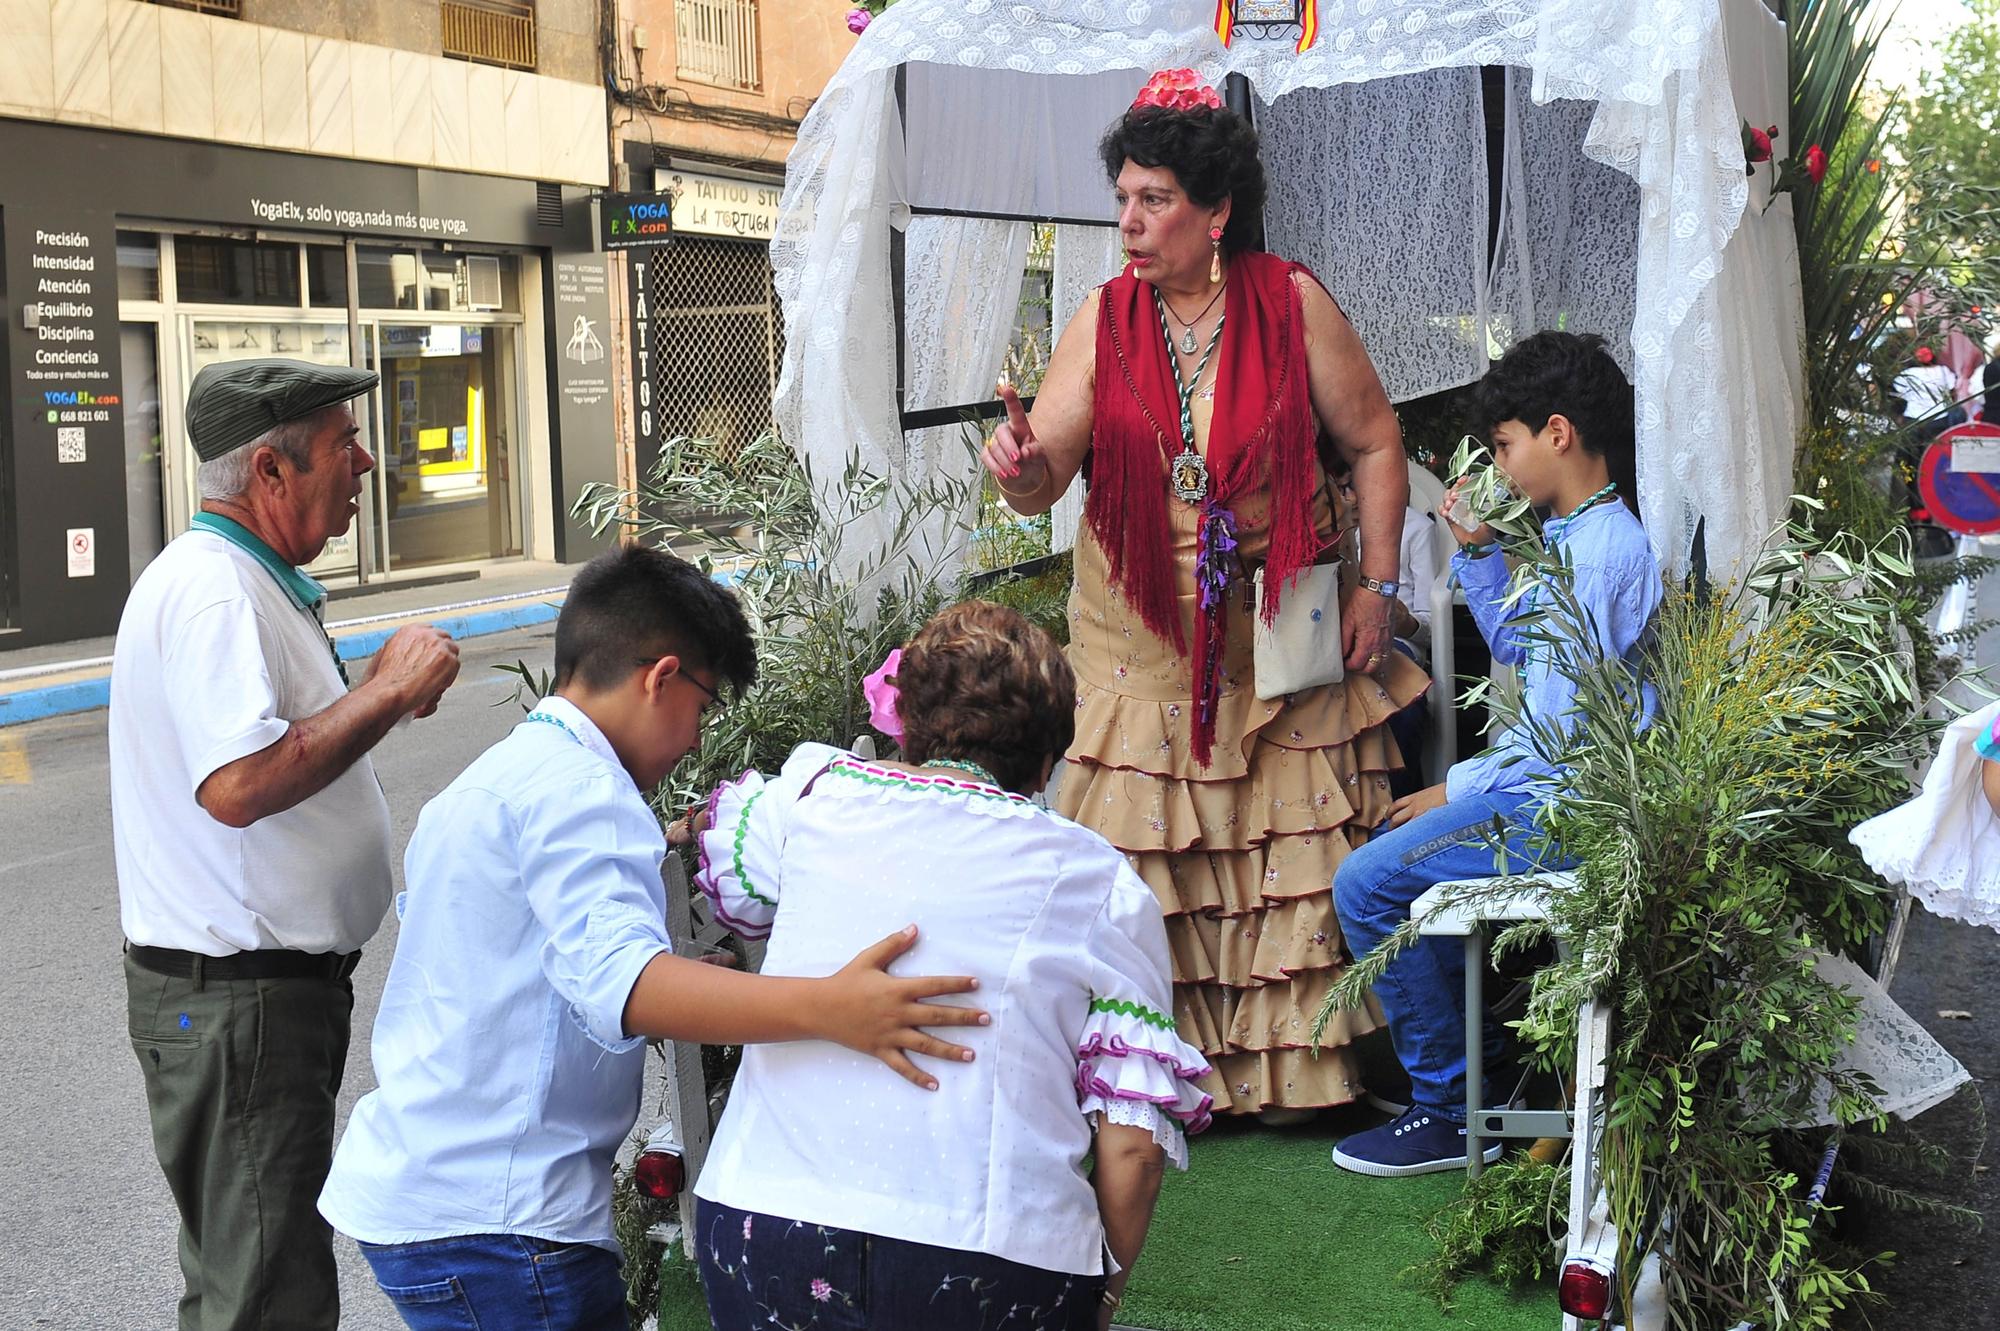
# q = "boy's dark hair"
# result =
<box><xmin>1099</xmin><ymin>105</ymin><xmax>1266</xmax><ymax>256</ymax></box>
<box><xmin>895</xmin><ymin>601</ymin><xmax>1075</xmax><ymax>795</ymax></box>
<box><xmin>1472</xmin><ymin>331</ymin><xmax>1640</xmax><ymax>516</ymax></box>
<box><xmin>553</xmin><ymin>546</ymin><xmax>757</xmax><ymax>695</ymax></box>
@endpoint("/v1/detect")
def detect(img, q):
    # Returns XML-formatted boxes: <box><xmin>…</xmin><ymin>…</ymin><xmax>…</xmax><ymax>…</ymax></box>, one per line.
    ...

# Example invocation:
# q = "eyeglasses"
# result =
<box><xmin>634</xmin><ymin>658</ymin><xmax>722</xmax><ymax>711</ymax></box>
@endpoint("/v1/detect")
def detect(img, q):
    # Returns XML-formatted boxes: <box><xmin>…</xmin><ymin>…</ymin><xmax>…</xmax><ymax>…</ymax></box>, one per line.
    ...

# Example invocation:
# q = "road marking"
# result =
<box><xmin>0</xmin><ymin>843</ymin><xmax>93</xmax><ymax>877</ymax></box>
<box><xmin>0</xmin><ymin>732</ymin><xmax>29</xmax><ymax>785</ymax></box>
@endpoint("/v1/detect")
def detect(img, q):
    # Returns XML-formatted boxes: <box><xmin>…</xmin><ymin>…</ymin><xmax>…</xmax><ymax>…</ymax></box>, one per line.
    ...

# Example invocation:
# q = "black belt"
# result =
<box><xmin>127</xmin><ymin>943</ymin><xmax>362</xmax><ymax>983</ymax></box>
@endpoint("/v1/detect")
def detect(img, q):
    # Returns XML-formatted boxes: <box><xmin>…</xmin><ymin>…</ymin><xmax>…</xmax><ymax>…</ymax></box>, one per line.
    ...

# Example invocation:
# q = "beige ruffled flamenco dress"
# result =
<box><xmin>1056</xmin><ymin>462</ymin><xmax>1428</xmax><ymax>1115</ymax></box>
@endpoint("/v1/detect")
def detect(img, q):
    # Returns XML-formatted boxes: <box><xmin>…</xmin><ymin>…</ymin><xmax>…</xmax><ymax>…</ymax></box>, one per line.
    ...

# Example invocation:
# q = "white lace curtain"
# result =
<box><xmin>901</xmin><ymin>216</ymin><xmax>1035</xmax><ymax>583</ymax></box>
<box><xmin>775</xmin><ymin>0</ymin><xmax>1784</xmax><ymax>578</ymax></box>
<box><xmin>1048</xmin><ymin>224</ymin><xmax>1126</xmax><ymax>552</ymax></box>
<box><xmin>1261</xmin><ymin>69</ymin><xmax>1490</xmax><ymax>404</ymax></box>
<box><xmin>1489</xmin><ymin>73</ymin><xmax>1641</xmax><ymax>379</ymax></box>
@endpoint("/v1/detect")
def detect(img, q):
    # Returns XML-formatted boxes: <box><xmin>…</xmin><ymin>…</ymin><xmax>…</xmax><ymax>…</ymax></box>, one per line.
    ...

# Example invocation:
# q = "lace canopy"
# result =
<box><xmin>772</xmin><ymin>0</ymin><xmax>1803</xmax><ymax>581</ymax></box>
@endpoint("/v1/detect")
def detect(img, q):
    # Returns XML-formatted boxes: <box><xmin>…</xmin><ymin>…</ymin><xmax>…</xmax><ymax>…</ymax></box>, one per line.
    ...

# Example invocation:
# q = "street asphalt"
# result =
<box><xmin>0</xmin><ymin>624</ymin><xmax>549</xmax><ymax>1331</ymax></box>
<box><xmin>1</xmin><ymin>580</ymin><xmax>1997</xmax><ymax>1330</ymax></box>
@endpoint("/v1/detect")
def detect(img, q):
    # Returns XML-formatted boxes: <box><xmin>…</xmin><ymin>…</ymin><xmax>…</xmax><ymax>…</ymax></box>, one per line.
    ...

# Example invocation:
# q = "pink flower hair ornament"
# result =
<box><xmin>862</xmin><ymin>648</ymin><xmax>904</xmax><ymax>742</ymax></box>
<box><xmin>1133</xmin><ymin>68</ymin><xmax>1223</xmax><ymax>113</ymax></box>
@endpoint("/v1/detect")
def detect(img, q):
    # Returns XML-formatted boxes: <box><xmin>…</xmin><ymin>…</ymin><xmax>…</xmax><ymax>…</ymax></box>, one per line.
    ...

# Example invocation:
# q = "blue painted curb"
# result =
<box><xmin>0</xmin><ymin>599</ymin><xmax>563</xmax><ymax>729</ymax></box>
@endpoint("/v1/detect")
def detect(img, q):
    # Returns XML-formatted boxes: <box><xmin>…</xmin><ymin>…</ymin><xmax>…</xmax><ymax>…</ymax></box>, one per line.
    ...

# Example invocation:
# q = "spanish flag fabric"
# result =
<box><xmin>1213</xmin><ymin>1</ymin><xmax>1318</xmax><ymax>54</ymax></box>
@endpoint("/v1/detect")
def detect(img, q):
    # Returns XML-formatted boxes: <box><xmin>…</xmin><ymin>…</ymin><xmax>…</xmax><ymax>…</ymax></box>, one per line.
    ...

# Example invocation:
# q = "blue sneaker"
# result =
<box><xmin>1330</xmin><ymin>1106</ymin><xmax>1503</xmax><ymax>1177</ymax></box>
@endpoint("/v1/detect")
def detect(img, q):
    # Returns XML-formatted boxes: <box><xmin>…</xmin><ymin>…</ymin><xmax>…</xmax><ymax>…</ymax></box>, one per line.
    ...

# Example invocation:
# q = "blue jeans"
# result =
<box><xmin>697</xmin><ymin>1198</ymin><xmax>1105</xmax><ymax>1331</ymax></box>
<box><xmin>1333</xmin><ymin>791</ymin><xmax>1570</xmax><ymax>1119</ymax></box>
<box><xmin>359</xmin><ymin>1233</ymin><xmax>625</xmax><ymax>1331</ymax></box>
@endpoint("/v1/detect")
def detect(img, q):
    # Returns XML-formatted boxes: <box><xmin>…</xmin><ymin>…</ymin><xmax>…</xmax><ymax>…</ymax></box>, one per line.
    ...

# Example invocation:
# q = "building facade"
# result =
<box><xmin>0</xmin><ymin>0</ymin><xmax>617</xmax><ymax>648</ymax></box>
<box><xmin>603</xmin><ymin>0</ymin><xmax>848</xmax><ymax>489</ymax></box>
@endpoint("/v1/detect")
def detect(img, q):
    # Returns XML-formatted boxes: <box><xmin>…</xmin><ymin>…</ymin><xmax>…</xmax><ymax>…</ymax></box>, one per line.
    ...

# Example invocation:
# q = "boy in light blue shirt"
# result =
<box><xmin>1331</xmin><ymin>332</ymin><xmax>1663</xmax><ymax>1176</ymax></box>
<box><xmin>321</xmin><ymin>547</ymin><xmax>988</xmax><ymax>1330</ymax></box>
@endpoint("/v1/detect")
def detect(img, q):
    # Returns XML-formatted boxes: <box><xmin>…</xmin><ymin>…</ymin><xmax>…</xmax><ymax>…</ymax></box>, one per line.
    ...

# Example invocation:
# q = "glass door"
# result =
<box><xmin>181</xmin><ymin>315</ymin><xmax>362</xmax><ymax>580</ymax></box>
<box><xmin>119</xmin><ymin>322</ymin><xmax>166</xmax><ymax>582</ymax></box>
<box><xmin>372</xmin><ymin>322</ymin><xmax>524</xmax><ymax>571</ymax></box>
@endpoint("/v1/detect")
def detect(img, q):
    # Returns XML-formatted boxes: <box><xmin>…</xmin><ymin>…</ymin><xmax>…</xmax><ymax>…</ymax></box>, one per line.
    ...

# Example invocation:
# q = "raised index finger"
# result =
<box><xmin>997</xmin><ymin>379</ymin><xmax>1032</xmax><ymax>442</ymax></box>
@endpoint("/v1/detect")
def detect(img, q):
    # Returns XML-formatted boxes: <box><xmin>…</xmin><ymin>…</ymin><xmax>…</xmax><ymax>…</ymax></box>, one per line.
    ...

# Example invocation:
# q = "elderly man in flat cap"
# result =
<box><xmin>111</xmin><ymin>359</ymin><xmax>461</xmax><ymax>1331</ymax></box>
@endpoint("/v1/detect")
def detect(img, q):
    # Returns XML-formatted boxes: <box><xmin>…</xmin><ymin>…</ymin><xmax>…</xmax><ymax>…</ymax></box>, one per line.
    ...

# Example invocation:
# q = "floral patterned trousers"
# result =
<box><xmin>697</xmin><ymin>1198</ymin><xmax>1106</xmax><ymax>1331</ymax></box>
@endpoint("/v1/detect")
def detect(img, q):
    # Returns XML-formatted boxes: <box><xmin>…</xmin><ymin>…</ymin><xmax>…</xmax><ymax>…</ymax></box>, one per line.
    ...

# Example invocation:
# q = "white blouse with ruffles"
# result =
<box><xmin>690</xmin><ymin>745</ymin><xmax>1211</xmax><ymax>1277</ymax></box>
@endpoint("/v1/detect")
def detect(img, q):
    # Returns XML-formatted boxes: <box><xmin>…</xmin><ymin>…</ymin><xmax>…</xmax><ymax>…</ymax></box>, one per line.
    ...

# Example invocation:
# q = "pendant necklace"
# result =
<box><xmin>1159</xmin><ymin>282</ymin><xmax>1226</xmax><ymax>355</ymax></box>
<box><xmin>1155</xmin><ymin>289</ymin><xmax>1226</xmax><ymax>505</ymax></box>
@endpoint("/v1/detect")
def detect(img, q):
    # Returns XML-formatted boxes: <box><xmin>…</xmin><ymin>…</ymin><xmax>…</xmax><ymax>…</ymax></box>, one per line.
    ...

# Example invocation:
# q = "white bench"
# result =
<box><xmin>1411</xmin><ymin>872</ymin><xmax>1577</xmax><ymax>1178</ymax></box>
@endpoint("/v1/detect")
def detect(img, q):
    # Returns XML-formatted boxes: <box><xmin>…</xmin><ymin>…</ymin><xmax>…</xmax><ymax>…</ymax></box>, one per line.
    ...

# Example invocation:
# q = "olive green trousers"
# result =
<box><xmin>125</xmin><ymin>952</ymin><xmax>354</xmax><ymax>1331</ymax></box>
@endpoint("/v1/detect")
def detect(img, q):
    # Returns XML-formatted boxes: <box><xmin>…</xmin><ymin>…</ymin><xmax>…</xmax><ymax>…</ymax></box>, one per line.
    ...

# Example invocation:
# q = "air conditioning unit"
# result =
<box><xmin>461</xmin><ymin>255</ymin><xmax>504</xmax><ymax>311</ymax></box>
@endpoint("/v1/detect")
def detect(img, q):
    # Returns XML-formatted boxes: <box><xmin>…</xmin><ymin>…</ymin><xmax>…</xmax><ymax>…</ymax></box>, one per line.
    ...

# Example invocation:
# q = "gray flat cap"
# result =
<box><xmin>185</xmin><ymin>358</ymin><xmax>380</xmax><ymax>463</ymax></box>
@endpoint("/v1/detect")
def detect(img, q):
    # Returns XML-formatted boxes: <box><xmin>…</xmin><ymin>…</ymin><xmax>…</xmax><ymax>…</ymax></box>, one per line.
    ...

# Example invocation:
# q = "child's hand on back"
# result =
<box><xmin>817</xmin><ymin>925</ymin><xmax>990</xmax><ymax>1091</ymax></box>
<box><xmin>1983</xmin><ymin>756</ymin><xmax>2000</xmax><ymax>818</ymax></box>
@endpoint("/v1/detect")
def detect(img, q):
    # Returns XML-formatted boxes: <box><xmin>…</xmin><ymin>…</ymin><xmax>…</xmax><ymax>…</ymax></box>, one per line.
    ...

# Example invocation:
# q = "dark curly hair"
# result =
<box><xmin>894</xmin><ymin>601</ymin><xmax>1075</xmax><ymax>795</ymax></box>
<box><xmin>1470</xmin><ymin>331</ymin><xmax>1640</xmax><ymax>517</ymax></box>
<box><xmin>553</xmin><ymin>545</ymin><xmax>758</xmax><ymax>695</ymax></box>
<box><xmin>1099</xmin><ymin>105</ymin><xmax>1266</xmax><ymax>255</ymax></box>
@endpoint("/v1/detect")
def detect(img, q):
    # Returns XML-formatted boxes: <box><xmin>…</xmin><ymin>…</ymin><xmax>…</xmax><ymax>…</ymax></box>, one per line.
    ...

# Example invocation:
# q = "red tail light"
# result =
<box><xmin>1558</xmin><ymin>1259</ymin><xmax>1612</xmax><ymax>1321</ymax></box>
<box><xmin>634</xmin><ymin>1147</ymin><xmax>685</xmax><ymax>1200</ymax></box>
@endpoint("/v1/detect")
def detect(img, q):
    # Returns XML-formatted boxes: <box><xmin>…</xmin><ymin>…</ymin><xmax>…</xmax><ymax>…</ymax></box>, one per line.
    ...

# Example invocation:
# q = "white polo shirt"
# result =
<box><xmin>110</xmin><ymin>525</ymin><xmax>394</xmax><ymax>956</ymax></box>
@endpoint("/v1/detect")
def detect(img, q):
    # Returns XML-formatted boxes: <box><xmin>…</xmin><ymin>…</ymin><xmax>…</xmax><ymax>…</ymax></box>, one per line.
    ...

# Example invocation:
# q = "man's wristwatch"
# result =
<box><xmin>1357</xmin><ymin>575</ymin><xmax>1402</xmax><ymax>599</ymax></box>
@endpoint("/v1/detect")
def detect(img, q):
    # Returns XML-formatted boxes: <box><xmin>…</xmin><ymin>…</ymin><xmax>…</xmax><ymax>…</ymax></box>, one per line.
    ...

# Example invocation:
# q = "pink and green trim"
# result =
<box><xmin>693</xmin><ymin>770</ymin><xmax>775</xmax><ymax>940</ymax></box>
<box><xmin>1075</xmin><ymin>1031</ymin><xmax>1215</xmax><ymax>1134</ymax></box>
<box><xmin>825</xmin><ymin>755</ymin><xmax>1032</xmax><ymax>805</ymax></box>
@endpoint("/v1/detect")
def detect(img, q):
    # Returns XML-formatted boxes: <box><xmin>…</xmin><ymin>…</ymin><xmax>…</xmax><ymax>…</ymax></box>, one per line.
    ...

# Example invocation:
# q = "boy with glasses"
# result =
<box><xmin>322</xmin><ymin>546</ymin><xmax>989</xmax><ymax>1329</ymax></box>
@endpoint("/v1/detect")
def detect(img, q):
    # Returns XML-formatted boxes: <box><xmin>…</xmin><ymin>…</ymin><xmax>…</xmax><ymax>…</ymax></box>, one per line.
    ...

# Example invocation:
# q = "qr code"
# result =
<box><xmin>56</xmin><ymin>427</ymin><xmax>85</xmax><ymax>464</ymax></box>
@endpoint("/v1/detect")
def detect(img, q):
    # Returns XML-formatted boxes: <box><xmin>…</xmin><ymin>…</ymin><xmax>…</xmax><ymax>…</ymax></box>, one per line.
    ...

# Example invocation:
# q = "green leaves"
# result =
<box><xmin>571</xmin><ymin>429</ymin><xmax>983</xmax><ymax>820</ymax></box>
<box><xmin>1322</xmin><ymin>495</ymin><xmax>1948</xmax><ymax>1326</ymax></box>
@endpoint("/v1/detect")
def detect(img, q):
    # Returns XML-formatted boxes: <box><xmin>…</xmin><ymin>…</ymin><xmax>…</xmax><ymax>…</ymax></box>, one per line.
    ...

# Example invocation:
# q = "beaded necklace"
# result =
<box><xmin>524</xmin><ymin>711</ymin><xmax>585</xmax><ymax>745</ymax></box>
<box><xmin>922</xmin><ymin>758</ymin><xmax>1002</xmax><ymax>788</ymax></box>
<box><xmin>1543</xmin><ymin>482</ymin><xmax>1620</xmax><ymax>546</ymax></box>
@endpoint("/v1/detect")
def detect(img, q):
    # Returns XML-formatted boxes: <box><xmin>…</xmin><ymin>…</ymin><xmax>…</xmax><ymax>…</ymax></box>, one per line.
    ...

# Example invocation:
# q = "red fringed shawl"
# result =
<box><xmin>1088</xmin><ymin>250</ymin><xmax>1323</xmax><ymax>766</ymax></box>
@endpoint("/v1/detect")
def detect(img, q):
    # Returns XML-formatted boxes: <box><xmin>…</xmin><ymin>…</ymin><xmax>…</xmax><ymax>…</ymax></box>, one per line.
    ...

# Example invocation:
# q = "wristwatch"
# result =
<box><xmin>1357</xmin><ymin>575</ymin><xmax>1402</xmax><ymax>599</ymax></box>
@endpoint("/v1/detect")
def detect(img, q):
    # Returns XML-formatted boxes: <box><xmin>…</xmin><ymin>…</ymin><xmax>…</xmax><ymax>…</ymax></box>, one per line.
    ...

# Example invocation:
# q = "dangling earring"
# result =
<box><xmin>1209</xmin><ymin>226</ymin><xmax>1224</xmax><ymax>284</ymax></box>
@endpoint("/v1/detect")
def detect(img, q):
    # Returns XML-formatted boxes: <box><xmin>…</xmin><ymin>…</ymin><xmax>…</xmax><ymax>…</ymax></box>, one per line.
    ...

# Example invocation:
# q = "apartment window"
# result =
<box><xmin>442</xmin><ymin>0</ymin><xmax>538</xmax><ymax>72</ymax></box>
<box><xmin>675</xmin><ymin>0</ymin><xmax>760</xmax><ymax>91</ymax></box>
<box><xmin>148</xmin><ymin>1</ymin><xmax>242</xmax><ymax>15</ymax></box>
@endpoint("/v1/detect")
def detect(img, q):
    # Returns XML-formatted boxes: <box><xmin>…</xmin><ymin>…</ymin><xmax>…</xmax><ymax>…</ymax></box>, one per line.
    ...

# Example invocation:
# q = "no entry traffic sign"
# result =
<box><xmin>1919</xmin><ymin>422</ymin><xmax>2000</xmax><ymax>535</ymax></box>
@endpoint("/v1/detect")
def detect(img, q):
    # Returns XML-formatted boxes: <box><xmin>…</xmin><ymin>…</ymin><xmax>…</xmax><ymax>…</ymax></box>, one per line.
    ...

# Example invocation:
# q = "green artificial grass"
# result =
<box><xmin>659</xmin><ymin>1112</ymin><xmax>1559</xmax><ymax>1331</ymax></box>
<box><xmin>1116</xmin><ymin>1115</ymin><xmax>1556</xmax><ymax>1331</ymax></box>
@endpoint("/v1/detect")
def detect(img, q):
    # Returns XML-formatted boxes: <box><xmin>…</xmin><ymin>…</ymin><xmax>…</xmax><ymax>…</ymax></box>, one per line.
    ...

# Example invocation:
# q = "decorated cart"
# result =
<box><xmin>636</xmin><ymin>4</ymin><xmax>1981</xmax><ymax>1329</ymax></box>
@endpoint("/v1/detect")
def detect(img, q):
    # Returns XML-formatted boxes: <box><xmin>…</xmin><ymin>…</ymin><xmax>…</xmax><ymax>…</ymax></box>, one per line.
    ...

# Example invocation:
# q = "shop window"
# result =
<box><xmin>357</xmin><ymin>246</ymin><xmax>519</xmax><ymax>314</ymax></box>
<box><xmin>117</xmin><ymin>231</ymin><xmax>161</xmax><ymax>303</ymax></box>
<box><xmin>675</xmin><ymin>0</ymin><xmax>760</xmax><ymax>91</ymax></box>
<box><xmin>307</xmin><ymin>245</ymin><xmax>349</xmax><ymax>308</ymax></box>
<box><xmin>442</xmin><ymin>0</ymin><xmax>538</xmax><ymax>72</ymax></box>
<box><xmin>176</xmin><ymin>236</ymin><xmax>302</xmax><ymax>307</ymax></box>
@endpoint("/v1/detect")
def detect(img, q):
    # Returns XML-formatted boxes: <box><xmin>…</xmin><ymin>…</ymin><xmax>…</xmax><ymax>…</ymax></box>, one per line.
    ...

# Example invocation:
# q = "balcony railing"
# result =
<box><xmin>442</xmin><ymin>0</ymin><xmax>538</xmax><ymax>73</ymax></box>
<box><xmin>675</xmin><ymin>0</ymin><xmax>761</xmax><ymax>92</ymax></box>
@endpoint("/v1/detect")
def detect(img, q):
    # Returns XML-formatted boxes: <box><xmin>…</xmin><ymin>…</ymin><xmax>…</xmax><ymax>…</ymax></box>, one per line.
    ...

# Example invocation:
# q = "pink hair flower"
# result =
<box><xmin>1134</xmin><ymin>68</ymin><xmax>1223</xmax><ymax>113</ymax></box>
<box><xmin>846</xmin><ymin>7</ymin><xmax>870</xmax><ymax>35</ymax></box>
<box><xmin>862</xmin><ymin>648</ymin><xmax>903</xmax><ymax>742</ymax></box>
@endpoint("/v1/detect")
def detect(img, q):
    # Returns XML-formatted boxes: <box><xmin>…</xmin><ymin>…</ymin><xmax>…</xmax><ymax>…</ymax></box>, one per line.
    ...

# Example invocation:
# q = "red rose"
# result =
<box><xmin>1743</xmin><ymin>123</ymin><xmax>1773</xmax><ymax>166</ymax></box>
<box><xmin>1805</xmin><ymin>144</ymin><xmax>1828</xmax><ymax>184</ymax></box>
